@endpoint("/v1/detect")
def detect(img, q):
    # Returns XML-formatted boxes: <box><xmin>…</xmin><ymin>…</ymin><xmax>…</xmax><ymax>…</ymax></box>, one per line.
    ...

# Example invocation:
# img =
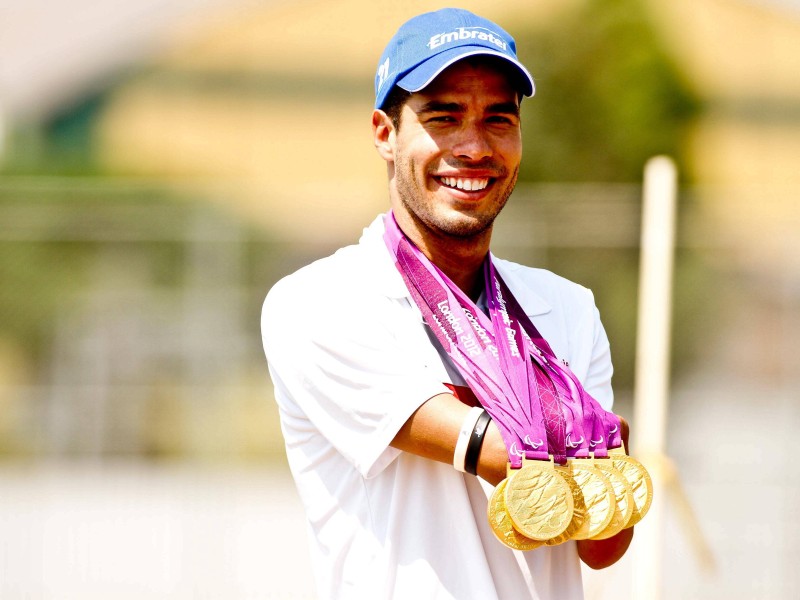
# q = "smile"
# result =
<box><xmin>437</xmin><ymin>176</ymin><xmax>491</xmax><ymax>192</ymax></box>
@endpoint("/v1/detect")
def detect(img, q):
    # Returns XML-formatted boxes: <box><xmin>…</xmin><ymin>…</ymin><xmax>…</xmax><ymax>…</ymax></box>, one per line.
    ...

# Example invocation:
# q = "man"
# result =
<box><xmin>262</xmin><ymin>8</ymin><xmax>632</xmax><ymax>599</ymax></box>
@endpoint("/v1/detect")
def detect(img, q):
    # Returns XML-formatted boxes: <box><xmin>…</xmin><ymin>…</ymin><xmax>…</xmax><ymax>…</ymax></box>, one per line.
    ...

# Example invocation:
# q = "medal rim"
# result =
<box><xmin>611</xmin><ymin>453</ymin><xmax>654</xmax><ymax>528</ymax></box>
<box><xmin>590</xmin><ymin>459</ymin><xmax>635</xmax><ymax>540</ymax></box>
<box><xmin>568</xmin><ymin>460</ymin><xmax>615</xmax><ymax>540</ymax></box>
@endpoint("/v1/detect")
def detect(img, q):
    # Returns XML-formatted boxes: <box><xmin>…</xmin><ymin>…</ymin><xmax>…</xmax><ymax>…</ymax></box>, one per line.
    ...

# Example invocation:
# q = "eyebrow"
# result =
<box><xmin>416</xmin><ymin>100</ymin><xmax>520</xmax><ymax>117</ymax></box>
<box><xmin>487</xmin><ymin>102</ymin><xmax>521</xmax><ymax>117</ymax></box>
<box><xmin>416</xmin><ymin>101</ymin><xmax>465</xmax><ymax>115</ymax></box>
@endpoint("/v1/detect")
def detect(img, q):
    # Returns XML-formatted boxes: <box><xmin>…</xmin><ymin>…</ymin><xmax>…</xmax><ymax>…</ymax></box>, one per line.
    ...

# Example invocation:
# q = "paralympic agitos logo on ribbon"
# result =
<box><xmin>427</xmin><ymin>27</ymin><xmax>508</xmax><ymax>51</ymax></box>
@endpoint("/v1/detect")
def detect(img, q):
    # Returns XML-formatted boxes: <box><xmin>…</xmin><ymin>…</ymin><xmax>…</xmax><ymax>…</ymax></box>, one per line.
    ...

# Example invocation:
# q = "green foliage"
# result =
<box><xmin>517</xmin><ymin>0</ymin><xmax>700</xmax><ymax>182</ymax></box>
<box><xmin>1</xmin><ymin>91</ymin><xmax>110</xmax><ymax>177</ymax></box>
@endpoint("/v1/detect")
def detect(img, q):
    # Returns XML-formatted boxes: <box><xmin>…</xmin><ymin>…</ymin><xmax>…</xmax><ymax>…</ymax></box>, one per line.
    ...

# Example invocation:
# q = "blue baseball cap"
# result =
<box><xmin>374</xmin><ymin>8</ymin><xmax>535</xmax><ymax>110</ymax></box>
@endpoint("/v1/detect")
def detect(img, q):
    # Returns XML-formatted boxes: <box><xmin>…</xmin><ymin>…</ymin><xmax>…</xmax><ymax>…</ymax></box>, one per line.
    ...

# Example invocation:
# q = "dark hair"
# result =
<box><xmin>381</xmin><ymin>86</ymin><xmax>411</xmax><ymax>129</ymax></box>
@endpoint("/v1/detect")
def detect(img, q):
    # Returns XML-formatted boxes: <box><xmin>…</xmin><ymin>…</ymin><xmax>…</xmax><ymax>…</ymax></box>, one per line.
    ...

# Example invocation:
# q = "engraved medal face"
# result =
<box><xmin>487</xmin><ymin>478</ymin><xmax>544</xmax><ymax>551</ymax></box>
<box><xmin>610</xmin><ymin>453</ymin><xmax>654</xmax><ymax>528</ymax></box>
<box><xmin>504</xmin><ymin>461</ymin><xmax>574</xmax><ymax>541</ymax></box>
<box><xmin>544</xmin><ymin>466</ymin><xmax>586</xmax><ymax>547</ymax></box>
<box><xmin>590</xmin><ymin>459</ymin><xmax>635</xmax><ymax>540</ymax></box>
<box><xmin>568</xmin><ymin>460</ymin><xmax>615</xmax><ymax>540</ymax></box>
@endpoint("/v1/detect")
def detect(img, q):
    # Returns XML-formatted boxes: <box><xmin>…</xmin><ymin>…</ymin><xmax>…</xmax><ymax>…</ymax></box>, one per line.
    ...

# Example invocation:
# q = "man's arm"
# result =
<box><xmin>391</xmin><ymin>401</ymin><xmax>633</xmax><ymax>568</ymax></box>
<box><xmin>389</xmin><ymin>393</ymin><xmax>508</xmax><ymax>484</ymax></box>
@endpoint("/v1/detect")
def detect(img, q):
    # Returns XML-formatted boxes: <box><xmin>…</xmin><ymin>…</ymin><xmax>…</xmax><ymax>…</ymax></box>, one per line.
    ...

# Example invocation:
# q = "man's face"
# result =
<box><xmin>386</xmin><ymin>59</ymin><xmax>523</xmax><ymax>243</ymax></box>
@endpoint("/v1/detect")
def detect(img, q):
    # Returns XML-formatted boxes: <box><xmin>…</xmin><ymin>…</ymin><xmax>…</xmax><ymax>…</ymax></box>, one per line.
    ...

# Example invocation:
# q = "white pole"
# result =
<box><xmin>631</xmin><ymin>156</ymin><xmax>677</xmax><ymax>600</ymax></box>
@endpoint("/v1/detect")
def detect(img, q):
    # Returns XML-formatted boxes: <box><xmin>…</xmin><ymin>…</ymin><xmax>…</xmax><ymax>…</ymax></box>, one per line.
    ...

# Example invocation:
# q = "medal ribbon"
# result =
<box><xmin>388</xmin><ymin>224</ymin><xmax>543</xmax><ymax>467</ymax></box>
<box><xmin>383</xmin><ymin>212</ymin><xmax>620</xmax><ymax>467</ymax></box>
<box><xmin>482</xmin><ymin>260</ymin><xmax>569</xmax><ymax>464</ymax></box>
<box><xmin>494</xmin><ymin>272</ymin><xmax>623</xmax><ymax>455</ymax></box>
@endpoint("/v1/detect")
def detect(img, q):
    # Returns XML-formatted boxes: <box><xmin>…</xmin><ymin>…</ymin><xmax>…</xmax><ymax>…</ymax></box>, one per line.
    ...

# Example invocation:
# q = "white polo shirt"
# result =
<box><xmin>261</xmin><ymin>214</ymin><xmax>614</xmax><ymax>600</ymax></box>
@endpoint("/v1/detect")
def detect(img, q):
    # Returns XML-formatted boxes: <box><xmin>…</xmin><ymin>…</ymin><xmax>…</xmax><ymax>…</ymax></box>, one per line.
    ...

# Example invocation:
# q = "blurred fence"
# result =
<box><xmin>0</xmin><ymin>178</ymin><xmax>304</xmax><ymax>460</ymax></box>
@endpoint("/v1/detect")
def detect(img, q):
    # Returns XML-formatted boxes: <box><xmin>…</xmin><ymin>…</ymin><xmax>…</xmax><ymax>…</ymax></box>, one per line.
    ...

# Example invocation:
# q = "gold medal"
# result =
<box><xmin>543</xmin><ymin>464</ymin><xmax>586</xmax><ymax>546</ymax></box>
<box><xmin>568</xmin><ymin>460</ymin><xmax>615</xmax><ymax>540</ymax></box>
<box><xmin>590</xmin><ymin>457</ymin><xmax>635</xmax><ymax>540</ymax></box>
<box><xmin>487</xmin><ymin>478</ymin><xmax>544</xmax><ymax>551</ymax></box>
<box><xmin>609</xmin><ymin>449</ymin><xmax>654</xmax><ymax>528</ymax></box>
<box><xmin>504</xmin><ymin>459</ymin><xmax>574</xmax><ymax>541</ymax></box>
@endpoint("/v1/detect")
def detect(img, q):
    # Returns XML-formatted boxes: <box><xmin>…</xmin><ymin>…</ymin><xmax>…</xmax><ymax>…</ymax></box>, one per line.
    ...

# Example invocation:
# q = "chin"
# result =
<box><xmin>434</xmin><ymin>213</ymin><xmax>495</xmax><ymax>239</ymax></box>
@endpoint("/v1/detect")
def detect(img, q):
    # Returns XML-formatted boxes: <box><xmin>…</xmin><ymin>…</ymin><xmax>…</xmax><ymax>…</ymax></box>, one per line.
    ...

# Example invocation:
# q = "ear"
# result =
<box><xmin>372</xmin><ymin>109</ymin><xmax>395</xmax><ymax>162</ymax></box>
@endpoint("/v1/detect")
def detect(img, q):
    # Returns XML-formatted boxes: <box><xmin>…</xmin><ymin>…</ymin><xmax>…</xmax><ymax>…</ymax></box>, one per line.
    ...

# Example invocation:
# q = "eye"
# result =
<box><xmin>486</xmin><ymin>115</ymin><xmax>516</xmax><ymax>125</ymax></box>
<box><xmin>427</xmin><ymin>115</ymin><xmax>456</xmax><ymax>123</ymax></box>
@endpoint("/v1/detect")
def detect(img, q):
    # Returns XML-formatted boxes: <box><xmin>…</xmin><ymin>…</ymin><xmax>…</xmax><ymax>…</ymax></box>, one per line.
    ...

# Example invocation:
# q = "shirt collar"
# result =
<box><xmin>359</xmin><ymin>213</ymin><xmax>411</xmax><ymax>299</ymax></box>
<box><xmin>492</xmin><ymin>258</ymin><xmax>552</xmax><ymax>317</ymax></box>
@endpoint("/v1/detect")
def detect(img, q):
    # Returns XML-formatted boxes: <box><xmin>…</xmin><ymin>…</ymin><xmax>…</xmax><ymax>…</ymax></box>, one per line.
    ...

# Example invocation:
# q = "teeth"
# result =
<box><xmin>440</xmin><ymin>176</ymin><xmax>489</xmax><ymax>191</ymax></box>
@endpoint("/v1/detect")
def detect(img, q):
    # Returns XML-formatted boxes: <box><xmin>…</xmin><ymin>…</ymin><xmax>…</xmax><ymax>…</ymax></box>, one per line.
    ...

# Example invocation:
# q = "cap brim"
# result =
<box><xmin>396</xmin><ymin>47</ymin><xmax>535</xmax><ymax>98</ymax></box>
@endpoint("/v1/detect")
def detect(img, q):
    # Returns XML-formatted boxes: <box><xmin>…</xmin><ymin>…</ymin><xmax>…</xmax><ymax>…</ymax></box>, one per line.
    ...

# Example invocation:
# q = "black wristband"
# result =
<box><xmin>464</xmin><ymin>410</ymin><xmax>492</xmax><ymax>476</ymax></box>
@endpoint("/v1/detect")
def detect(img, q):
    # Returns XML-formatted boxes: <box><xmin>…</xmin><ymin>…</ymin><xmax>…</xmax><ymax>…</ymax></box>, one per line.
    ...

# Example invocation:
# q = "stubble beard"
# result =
<box><xmin>394</xmin><ymin>159</ymin><xmax>519</xmax><ymax>241</ymax></box>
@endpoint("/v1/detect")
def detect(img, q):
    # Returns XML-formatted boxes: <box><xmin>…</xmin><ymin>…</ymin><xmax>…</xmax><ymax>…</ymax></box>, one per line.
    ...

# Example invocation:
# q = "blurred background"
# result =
<box><xmin>1</xmin><ymin>0</ymin><xmax>798</xmax><ymax>598</ymax></box>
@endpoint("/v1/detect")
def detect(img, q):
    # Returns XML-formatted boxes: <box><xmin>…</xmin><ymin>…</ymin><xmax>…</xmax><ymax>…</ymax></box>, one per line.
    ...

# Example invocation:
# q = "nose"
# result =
<box><xmin>451</xmin><ymin>122</ymin><xmax>492</xmax><ymax>162</ymax></box>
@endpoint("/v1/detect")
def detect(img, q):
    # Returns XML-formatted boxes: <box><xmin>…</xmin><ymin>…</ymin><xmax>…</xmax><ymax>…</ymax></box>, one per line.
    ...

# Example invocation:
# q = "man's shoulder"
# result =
<box><xmin>261</xmin><ymin>243</ymin><xmax>383</xmax><ymax>348</ymax></box>
<box><xmin>266</xmin><ymin>243</ymin><xmax>369</xmax><ymax>305</ymax></box>
<box><xmin>267</xmin><ymin>214</ymin><xmax>398</xmax><ymax>304</ymax></box>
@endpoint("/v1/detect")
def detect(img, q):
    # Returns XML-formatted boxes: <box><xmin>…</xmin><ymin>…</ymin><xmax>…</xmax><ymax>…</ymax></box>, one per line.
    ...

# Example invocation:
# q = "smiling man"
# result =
<box><xmin>262</xmin><ymin>8</ymin><xmax>632</xmax><ymax>599</ymax></box>
<box><xmin>375</xmin><ymin>56</ymin><xmax>524</xmax><ymax>298</ymax></box>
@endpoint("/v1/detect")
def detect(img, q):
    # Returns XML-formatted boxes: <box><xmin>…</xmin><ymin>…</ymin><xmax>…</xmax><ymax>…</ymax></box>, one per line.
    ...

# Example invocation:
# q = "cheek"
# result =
<box><xmin>501</xmin><ymin>136</ymin><xmax>523</xmax><ymax>163</ymax></box>
<box><xmin>398</xmin><ymin>129</ymin><xmax>440</xmax><ymax>160</ymax></box>
<box><xmin>396</xmin><ymin>148</ymin><xmax>431</xmax><ymax>184</ymax></box>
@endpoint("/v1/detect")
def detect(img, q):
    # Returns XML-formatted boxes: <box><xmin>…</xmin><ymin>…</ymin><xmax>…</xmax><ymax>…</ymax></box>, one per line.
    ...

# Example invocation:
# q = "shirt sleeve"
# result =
<box><xmin>556</xmin><ymin>281</ymin><xmax>615</xmax><ymax>412</ymax></box>
<box><xmin>262</xmin><ymin>269</ymin><xmax>450</xmax><ymax>478</ymax></box>
<box><xmin>532</xmin><ymin>273</ymin><xmax>615</xmax><ymax>413</ymax></box>
<box><xmin>583</xmin><ymin>302</ymin><xmax>614</xmax><ymax>412</ymax></box>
